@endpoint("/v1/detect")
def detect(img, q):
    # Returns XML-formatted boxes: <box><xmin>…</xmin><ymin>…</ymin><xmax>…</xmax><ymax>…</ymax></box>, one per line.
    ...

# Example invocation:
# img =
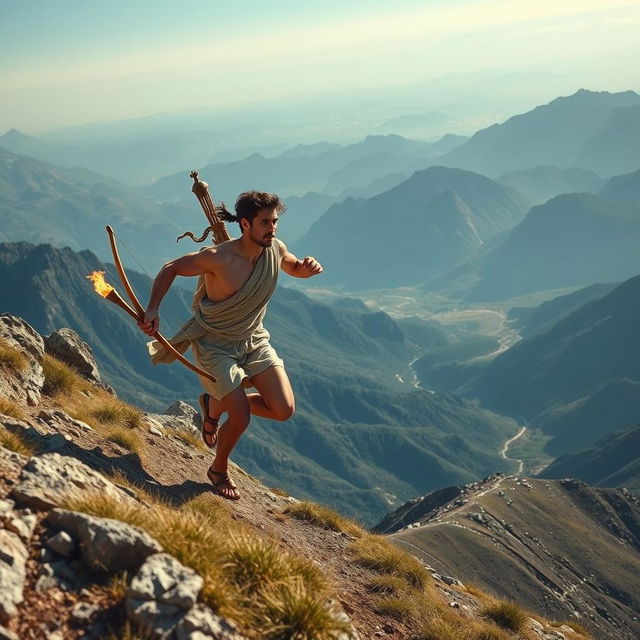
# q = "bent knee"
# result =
<box><xmin>273</xmin><ymin>401</ymin><xmax>295</xmax><ymax>422</ymax></box>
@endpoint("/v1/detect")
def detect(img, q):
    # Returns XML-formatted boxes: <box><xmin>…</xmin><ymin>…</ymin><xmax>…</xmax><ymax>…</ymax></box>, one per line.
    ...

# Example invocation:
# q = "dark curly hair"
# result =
<box><xmin>218</xmin><ymin>191</ymin><xmax>286</xmax><ymax>232</ymax></box>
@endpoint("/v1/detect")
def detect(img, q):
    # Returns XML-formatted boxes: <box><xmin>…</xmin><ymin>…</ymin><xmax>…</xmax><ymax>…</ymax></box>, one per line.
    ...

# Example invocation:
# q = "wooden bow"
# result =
<box><xmin>105</xmin><ymin>225</ymin><xmax>216</xmax><ymax>383</ymax></box>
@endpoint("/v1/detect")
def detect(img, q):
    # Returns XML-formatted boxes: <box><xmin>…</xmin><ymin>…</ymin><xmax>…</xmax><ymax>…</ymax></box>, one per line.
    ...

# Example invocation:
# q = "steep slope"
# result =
<box><xmin>0</xmin><ymin>319</ymin><xmax>593</xmax><ymax>640</ymax></box>
<box><xmin>466</xmin><ymin>274</ymin><xmax>640</xmax><ymax>454</ymax></box>
<box><xmin>541</xmin><ymin>426</ymin><xmax>640</xmax><ymax>492</ymax></box>
<box><xmin>498</xmin><ymin>165</ymin><xmax>603</xmax><ymax>206</ymax></box>
<box><xmin>577</xmin><ymin>105</ymin><xmax>640</xmax><ymax>176</ymax></box>
<box><xmin>468</xmin><ymin>193</ymin><xmax>640</xmax><ymax>300</ymax></box>
<box><xmin>374</xmin><ymin>475</ymin><xmax>640</xmax><ymax>640</ymax></box>
<box><xmin>0</xmin><ymin>242</ymin><xmax>520</xmax><ymax>524</ymax></box>
<box><xmin>510</xmin><ymin>282</ymin><xmax>617</xmax><ymax>338</ymax></box>
<box><xmin>298</xmin><ymin>166</ymin><xmax>528</xmax><ymax>289</ymax></box>
<box><xmin>439</xmin><ymin>89</ymin><xmax>640</xmax><ymax>176</ymax></box>
<box><xmin>599</xmin><ymin>168</ymin><xmax>640</xmax><ymax>204</ymax></box>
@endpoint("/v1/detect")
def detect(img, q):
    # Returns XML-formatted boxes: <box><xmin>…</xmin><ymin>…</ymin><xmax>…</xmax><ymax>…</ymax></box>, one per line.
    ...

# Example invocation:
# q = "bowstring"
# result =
<box><xmin>111</xmin><ymin>229</ymin><xmax>153</xmax><ymax>280</ymax></box>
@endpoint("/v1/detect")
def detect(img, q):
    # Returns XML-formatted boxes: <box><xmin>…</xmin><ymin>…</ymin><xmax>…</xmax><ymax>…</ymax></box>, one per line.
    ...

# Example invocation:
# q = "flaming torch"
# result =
<box><xmin>87</xmin><ymin>271</ymin><xmax>140</xmax><ymax>321</ymax></box>
<box><xmin>86</xmin><ymin>270</ymin><xmax>216</xmax><ymax>382</ymax></box>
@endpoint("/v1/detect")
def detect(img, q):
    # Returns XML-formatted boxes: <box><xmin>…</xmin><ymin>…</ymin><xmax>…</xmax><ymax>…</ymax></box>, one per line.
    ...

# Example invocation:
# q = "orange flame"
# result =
<box><xmin>86</xmin><ymin>271</ymin><xmax>115</xmax><ymax>298</ymax></box>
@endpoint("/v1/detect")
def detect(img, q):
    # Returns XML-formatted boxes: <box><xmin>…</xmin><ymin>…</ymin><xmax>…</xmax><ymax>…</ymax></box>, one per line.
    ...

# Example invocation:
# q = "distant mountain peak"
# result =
<box><xmin>1</xmin><ymin>128</ymin><xmax>32</xmax><ymax>141</ymax></box>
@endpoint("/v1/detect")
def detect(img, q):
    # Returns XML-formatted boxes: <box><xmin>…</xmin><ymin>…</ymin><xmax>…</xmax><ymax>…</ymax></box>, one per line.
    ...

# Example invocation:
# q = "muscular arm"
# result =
<box><xmin>278</xmin><ymin>240</ymin><xmax>323</xmax><ymax>279</ymax></box>
<box><xmin>139</xmin><ymin>249</ymin><xmax>219</xmax><ymax>335</ymax></box>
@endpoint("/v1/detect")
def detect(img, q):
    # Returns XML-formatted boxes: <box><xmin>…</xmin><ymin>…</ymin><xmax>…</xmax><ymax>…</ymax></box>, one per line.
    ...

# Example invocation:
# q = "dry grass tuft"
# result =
<box><xmin>106</xmin><ymin>620</ymin><xmax>147</xmax><ymax>640</ymax></box>
<box><xmin>91</xmin><ymin>399</ymin><xmax>143</xmax><ymax>429</ymax></box>
<box><xmin>284</xmin><ymin>501</ymin><xmax>364</xmax><ymax>538</ymax></box>
<box><xmin>106</xmin><ymin>427</ymin><xmax>144</xmax><ymax>455</ymax></box>
<box><xmin>104</xmin><ymin>571</ymin><xmax>130</xmax><ymax>601</ymax></box>
<box><xmin>481</xmin><ymin>600</ymin><xmax>528</xmax><ymax>632</ymax></box>
<box><xmin>416</xmin><ymin>614</ymin><xmax>464</xmax><ymax>640</ymax></box>
<box><xmin>373</xmin><ymin>595</ymin><xmax>421</xmax><ymax>621</ymax></box>
<box><xmin>468</xmin><ymin>620</ymin><xmax>513</xmax><ymax>640</ymax></box>
<box><xmin>65</xmin><ymin>491</ymin><xmax>343</xmax><ymax>639</ymax></box>
<box><xmin>174</xmin><ymin>429</ymin><xmax>208</xmax><ymax>452</ymax></box>
<box><xmin>42</xmin><ymin>354</ymin><xmax>85</xmax><ymax>395</ymax></box>
<box><xmin>0</xmin><ymin>397</ymin><xmax>26</xmax><ymax>421</ymax></box>
<box><xmin>366</xmin><ymin>574</ymin><xmax>410</xmax><ymax>595</ymax></box>
<box><xmin>464</xmin><ymin>582</ymin><xmax>491</xmax><ymax>599</ymax></box>
<box><xmin>350</xmin><ymin>534</ymin><xmax>430</xmax><ymax>590</ymax></box>
<box><xmin>0</xmin><ymin>425</ymin><xmax>35</xmax><ymax>457</ymax></box>
<box><xmin>256</xmin><ymin>577</ymin><xmax>352</xmax><ymax>640</ymax></box>
<box><xmin>224</xmin><ymin>534</ymin><xmax>291</xmax><ymax>594</ymax></box>
<box><xmin>53</xmin><ymin>387</ymin><xmax>144</xmax><ymax>435</ymax></box>
<box><xmin>0</xmin><ymin>338</ymin><xmax>28</xmax><ymax>372</ymax></box>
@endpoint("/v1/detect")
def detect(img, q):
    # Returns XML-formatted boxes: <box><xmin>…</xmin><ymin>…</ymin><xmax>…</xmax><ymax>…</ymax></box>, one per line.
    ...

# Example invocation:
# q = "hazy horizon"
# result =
<box><xmin>2</xmin><ymin>0</ymin><xmax>640</xmax><ymax>136</ymax></box>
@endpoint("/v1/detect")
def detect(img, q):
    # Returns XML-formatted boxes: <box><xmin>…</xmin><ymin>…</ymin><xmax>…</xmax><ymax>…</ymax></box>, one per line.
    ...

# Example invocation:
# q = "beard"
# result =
<box><xmin>251</xmin><ymin>232</ymin><xmax>274</xmax><ymax>247</ymax></box>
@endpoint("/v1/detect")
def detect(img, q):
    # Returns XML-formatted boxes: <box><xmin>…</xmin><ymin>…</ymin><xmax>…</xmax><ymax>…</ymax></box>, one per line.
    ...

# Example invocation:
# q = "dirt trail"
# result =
<box><xmin>500</xmin><ymin>426</ymin><xmax>527</xmax><ymax>474</ymax></box>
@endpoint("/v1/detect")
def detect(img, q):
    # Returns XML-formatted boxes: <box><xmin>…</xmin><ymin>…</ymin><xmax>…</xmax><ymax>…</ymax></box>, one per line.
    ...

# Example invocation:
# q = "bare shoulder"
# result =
<box><xmin>274</xmin><ymin>237</ymin><xmax>289</xmax><ymax>256</ymax></box>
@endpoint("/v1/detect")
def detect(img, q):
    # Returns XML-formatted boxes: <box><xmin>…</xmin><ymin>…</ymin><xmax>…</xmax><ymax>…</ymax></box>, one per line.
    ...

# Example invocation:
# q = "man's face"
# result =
<box><xmin>246</xmin><ymin>207</ymin><xmax>279</xmax><ymax>247</ymax></box>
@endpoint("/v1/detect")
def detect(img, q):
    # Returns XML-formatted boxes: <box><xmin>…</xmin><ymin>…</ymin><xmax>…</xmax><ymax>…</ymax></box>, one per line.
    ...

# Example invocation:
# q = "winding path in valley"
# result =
<box><xmin>500</xmin><ymin>426</ymin><xmax>527</xmax><ymax>474</ymax></box>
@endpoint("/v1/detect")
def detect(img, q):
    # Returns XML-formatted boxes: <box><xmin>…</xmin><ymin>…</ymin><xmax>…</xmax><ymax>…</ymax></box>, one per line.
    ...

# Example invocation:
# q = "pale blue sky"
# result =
<box><xmin>1</xmin><ymin>0</ymin><xmax>639</xmax><ymax>133</ymax></box>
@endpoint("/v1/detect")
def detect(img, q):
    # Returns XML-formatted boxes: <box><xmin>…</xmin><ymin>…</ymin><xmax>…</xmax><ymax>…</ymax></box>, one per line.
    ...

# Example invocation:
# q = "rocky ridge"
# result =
<box><xmin>0</xmin><ymin>313</ymin><xmax>592</xmax><ymax>639</ymax></box>
<box><xmin>376</xmin><ymin>475</ymin><xmax>640</xmax><ymax>640</ymax></box>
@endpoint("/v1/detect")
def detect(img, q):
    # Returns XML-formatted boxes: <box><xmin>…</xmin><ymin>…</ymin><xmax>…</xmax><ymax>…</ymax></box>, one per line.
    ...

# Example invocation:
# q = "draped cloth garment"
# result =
<box><xmin>147</xmin><ymin>240</ymin><xmax>283</xmax><ymax>398</ymax></box>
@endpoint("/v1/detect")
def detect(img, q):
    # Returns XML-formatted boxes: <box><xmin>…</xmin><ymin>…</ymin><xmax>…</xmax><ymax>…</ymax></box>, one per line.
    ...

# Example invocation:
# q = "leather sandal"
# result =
<box><xmin>198</xmin><ymin>393</ymin><xmax>219</xmax><ymax>448</ymax></box>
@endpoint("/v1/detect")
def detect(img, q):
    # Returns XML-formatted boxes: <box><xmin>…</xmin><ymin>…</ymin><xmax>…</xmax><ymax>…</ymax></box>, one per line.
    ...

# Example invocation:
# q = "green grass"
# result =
<box><xmin>0</xmin><ymin>338</ymin><xmax>28</xmax><ymax>372</ymax></box>
<box><xmin>284</xmin><ymin>501</ymin><xmax>364</xmax><ymax>538</ymax></box>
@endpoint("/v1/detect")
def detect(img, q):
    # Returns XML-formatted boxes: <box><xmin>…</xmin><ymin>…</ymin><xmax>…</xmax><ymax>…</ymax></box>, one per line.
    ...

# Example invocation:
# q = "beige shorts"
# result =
<box><xmin>192</xmin><ymin>331</ymin><xmax>284</xmax><ymax>400</ymax></box>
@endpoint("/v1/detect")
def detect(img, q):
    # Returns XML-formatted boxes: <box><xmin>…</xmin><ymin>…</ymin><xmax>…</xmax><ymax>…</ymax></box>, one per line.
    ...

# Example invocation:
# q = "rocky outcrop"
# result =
<box><xmin>45</xmin><ymin>509</ymin><xmax>162</xmax><ymax>573</ymax></box>
<box><xmin>146</xmin><ymin>400</ymin><xmax>201</xmax><ymax>436</ymax></box>
<box><xmin>0</xmin><ymin>529</ymin><xmax>28</xmax><ymax>622</ymax></box>
<box><xmin>12</xmin><ymin>452</ymin><xmax>134</xmax><ymax>511</ymax></box>
<box><xmin>127</xmin><ymin>554</ymin><xmax>206</xmax><ymax>639</ymax></box>
<box><xmin>0</xmin><ymin>314</ymin><xmax>45</xmax><ymax>406</ymax></box>
<box><xmin>2</xmin><ymin>445</ymin><xmax>248</xmax><ymax>639</ymax></box>
<box><xmin>44</xmin><ymin>328</ymin><xmax>101</xmax><ymax>384</ymax></box>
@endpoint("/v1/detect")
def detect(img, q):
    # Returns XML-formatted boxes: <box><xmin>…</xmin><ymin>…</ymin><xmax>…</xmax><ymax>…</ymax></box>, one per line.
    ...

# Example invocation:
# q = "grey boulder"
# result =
<box><xmin>12</xmin><ymin>452</ymin><xmax>135</xmax><ymax>510</ymax></box>
<box><xmin>0</xmin><ymin>530</ymin><xmax>28</xmax><ymax>622</ymax></box>
<box><xmin>126</xmin><ymin>553</ymin><xmax>203</xmax><ymax>639</ymax></box>
<box><xmin>44</xmin><ymin>328</ymin><xmax>101</xmax><ymax>383</ymax></box>
<box><xmin>175</xmin><ymin>604</ymin><xmax>247</xmax><ymax>640</ymax></box>
<box><xmin>45</xmin><ymin>508</ymin><xmax>162</xmax><ymax>573</ymax></box>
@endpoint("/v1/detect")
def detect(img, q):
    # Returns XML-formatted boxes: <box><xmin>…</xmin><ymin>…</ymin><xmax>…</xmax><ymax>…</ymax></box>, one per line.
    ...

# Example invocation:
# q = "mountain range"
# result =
<box><xmin>0</xmin><ymin>145</ymin><xmax>201</xmax><ymax>274</ymax></box>
<box><xmin>466</xmin><ymin>193</ymin><xmax>640</xmax><ymax>301</ymax></box>
<box><xmin>146</xmin><ymin>133</ymin><xmax>454</xmax><ymax>202</ymax></box>
<box><xmin>498</xmin><ymin>165</ymin><xmax>603</xmax><ymax>207</ymax></box>
<box><xmin>438</xmin><ymin>89</ymin><xmax>640</xmax><ymax>177</ymax></box>
<box><xmin>0</xmin><ymin>241</ymin><xmax>521</xmax><ymax>524</ymax></box>
<box><xmin>297</xmin><ymin>165</ymin><xmax>528</xmax><ymax>289</ymax></box>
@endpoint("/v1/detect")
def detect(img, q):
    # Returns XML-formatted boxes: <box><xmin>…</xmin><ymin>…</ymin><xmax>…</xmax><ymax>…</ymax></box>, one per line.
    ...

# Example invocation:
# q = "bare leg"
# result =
<box><xmin>212</xmin><ymin>387</ymin><xmax>250</xmax><ymax>472</ymax></box>
<box><xmin>208</xmin><ymin>387</ymin><xmax>250</xmax><ymax>500</ymax></box>
<box><xmin>246</xmin><ymin>365</ymin><xmax>295</xmax><ymax>421</ymax></box>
